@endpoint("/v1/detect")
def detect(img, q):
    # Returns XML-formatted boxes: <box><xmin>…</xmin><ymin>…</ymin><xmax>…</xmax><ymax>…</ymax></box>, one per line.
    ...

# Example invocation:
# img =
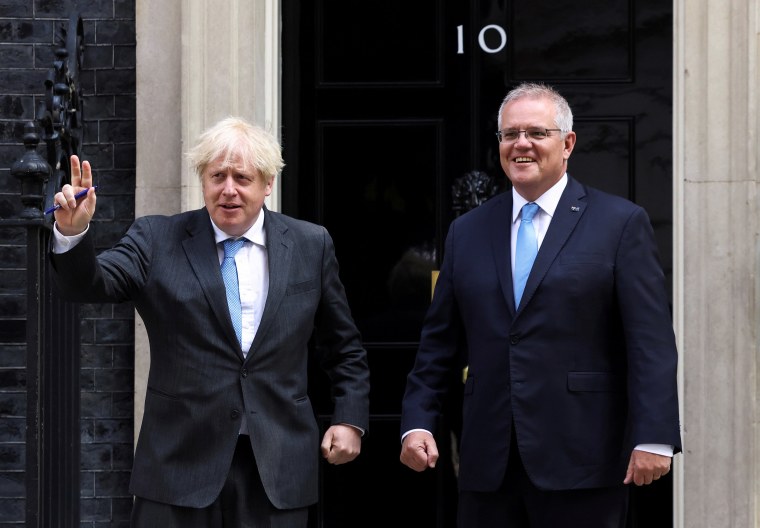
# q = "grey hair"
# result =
<box><xmin>186</xmin><ymin>116</ymin><xmax>285</xmax><ymax>183</ymax></box>
<box><xmin>497</xmin><ymin>82</ymin><xmax>574</xmax><ymax>135</ymax></box>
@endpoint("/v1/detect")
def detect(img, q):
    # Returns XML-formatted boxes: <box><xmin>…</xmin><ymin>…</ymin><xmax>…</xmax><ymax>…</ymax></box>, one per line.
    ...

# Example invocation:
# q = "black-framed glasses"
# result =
<box><xmin>496</xmin><ymin>128</ymin><xmax>563</xmax><ymax>143</ymax></box>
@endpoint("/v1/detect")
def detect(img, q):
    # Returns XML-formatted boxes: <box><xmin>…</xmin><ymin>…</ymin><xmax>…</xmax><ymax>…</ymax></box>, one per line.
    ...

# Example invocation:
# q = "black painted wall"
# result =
<box><xmin>0</xmin><ymin>1</ymin><xmax>136</xmax><ymax>526</ymax></box>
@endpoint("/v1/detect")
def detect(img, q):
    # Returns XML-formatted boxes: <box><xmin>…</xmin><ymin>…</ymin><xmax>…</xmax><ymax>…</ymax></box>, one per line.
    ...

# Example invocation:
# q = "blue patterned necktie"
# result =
<box><xmin>221</xmin><ymin>238</ymin><xmax>245</xmax><ymax>347</ymax></box>
<box><xmin>514</xmin><ymin>202</ymin><xmax>540</xmax><ymax>306</ymax></box>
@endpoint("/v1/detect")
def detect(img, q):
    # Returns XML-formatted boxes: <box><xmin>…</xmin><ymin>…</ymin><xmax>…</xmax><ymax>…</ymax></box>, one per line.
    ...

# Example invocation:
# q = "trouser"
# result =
<box><xmin>131</xmin><ymin>435</ymin><xmax>309</xmax><ymax>528</ymax></box>
<box><xmin>458</xmin><ymin>430</ymin><xmax>629</xmax><ymax>528</ymax></box>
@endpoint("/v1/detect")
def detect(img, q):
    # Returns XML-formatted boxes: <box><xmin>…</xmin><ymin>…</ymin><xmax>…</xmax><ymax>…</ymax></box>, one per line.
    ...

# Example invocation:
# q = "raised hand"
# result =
<box><xmin>52</xmin><ymin>155</ymin><xmax>97</xmax><ymax>235</ymax></box>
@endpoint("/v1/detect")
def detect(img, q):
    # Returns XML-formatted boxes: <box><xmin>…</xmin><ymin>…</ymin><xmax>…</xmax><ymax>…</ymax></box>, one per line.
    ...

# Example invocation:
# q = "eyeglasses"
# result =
<box><xmin>496</xmin><ymin>128</ymin><xmax>563</xmax><ymax>143</ymax></box>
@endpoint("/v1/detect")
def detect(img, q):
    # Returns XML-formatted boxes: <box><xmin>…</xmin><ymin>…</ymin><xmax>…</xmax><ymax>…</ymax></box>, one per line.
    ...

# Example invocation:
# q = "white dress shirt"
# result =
<box><xmin>211</xmin><ymin>210</ymin><xmax>269</xmax><ymax>359</ymax></box>
<box><xmin>510</xmin><ymin>173</ymin><xmax>567</xmax><ymax>273</ymax></box>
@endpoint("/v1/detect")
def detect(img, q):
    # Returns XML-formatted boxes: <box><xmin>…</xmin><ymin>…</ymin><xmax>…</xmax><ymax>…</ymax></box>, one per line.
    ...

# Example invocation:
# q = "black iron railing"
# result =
<box><xmin>1</xmin><ymin>13</ymin><xmax>84</xmax><ymax>528</ymax></box>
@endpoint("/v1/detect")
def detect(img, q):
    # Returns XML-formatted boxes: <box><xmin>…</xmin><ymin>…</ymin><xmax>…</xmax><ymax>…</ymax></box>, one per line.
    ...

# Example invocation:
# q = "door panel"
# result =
<box><xmin>509</xmin><ymin>1</ymin><xmax>632</xmax><ymax>80</ymax></box>
<box><xmin>319</xmin><ymin>0</ymin><xmax>442</xmax><ymax>84</ymax></box>
<box><xmin>320</xmin><ymin>121</ymin><xmax>441</xmax><ymax>343</ymax></box>
<box><xmin>283</xmin><ymin>2</ymin><xmax>673</xmax><ymax>526</ymax></box>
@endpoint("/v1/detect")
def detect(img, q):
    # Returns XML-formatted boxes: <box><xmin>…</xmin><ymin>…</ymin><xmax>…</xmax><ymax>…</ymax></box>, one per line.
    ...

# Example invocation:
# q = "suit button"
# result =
<box><xmin>510</xmin><ymin>335</ymin><xmax>519</xmax><ymax>345</ymax></box>
<box><xmin>241</xmin><ymin>368</ymin><xmax>248</xmax><ymax>378</ymax></box>
<box><xmin>231</xmin><ymin>409</ymin><xmax>241</xmax><ymax>420</ymax></box>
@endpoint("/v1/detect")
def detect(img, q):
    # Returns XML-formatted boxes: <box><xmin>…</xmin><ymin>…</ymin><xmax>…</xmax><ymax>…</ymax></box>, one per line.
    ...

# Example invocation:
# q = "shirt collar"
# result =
<box><xmin>210</xmin><ymin>209</ymin><xmax>267</xmax><ymax>247</ymax></box>
<box><xmin>511</xmin><ymin>173</ymin><xmax>568</xmax><ymax>224</ymax></box>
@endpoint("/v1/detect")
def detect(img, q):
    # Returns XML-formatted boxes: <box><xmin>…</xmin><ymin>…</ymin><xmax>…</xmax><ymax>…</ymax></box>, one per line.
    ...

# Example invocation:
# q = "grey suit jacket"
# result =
<box><xmin>50</xmin><ymin>206</ymin><xmax>370</xmax><ymax>509</ymax></box>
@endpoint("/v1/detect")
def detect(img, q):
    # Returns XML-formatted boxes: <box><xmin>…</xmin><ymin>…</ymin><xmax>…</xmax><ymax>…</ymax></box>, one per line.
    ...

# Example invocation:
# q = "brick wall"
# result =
<box><xmin>0</xmin><ymin>1</ymin><xmax>136</xmax><ymax>526</ymax></box>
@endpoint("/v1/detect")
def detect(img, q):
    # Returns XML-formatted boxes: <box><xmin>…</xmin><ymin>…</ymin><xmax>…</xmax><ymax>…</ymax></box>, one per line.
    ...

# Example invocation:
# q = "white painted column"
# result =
<box><xmin>134</xmin><ymin>0</ymin><xmax>280</xmax><ymax>441</ymax></box>
<box><xmin>674</xmin><ymin>0</ymin><xmax>760</xmax><ymax>525</ymax></box>
<box><xmin>180</xmin><ymin>0</ymin><xmax>281</xmax><ymax>212</ymax></box>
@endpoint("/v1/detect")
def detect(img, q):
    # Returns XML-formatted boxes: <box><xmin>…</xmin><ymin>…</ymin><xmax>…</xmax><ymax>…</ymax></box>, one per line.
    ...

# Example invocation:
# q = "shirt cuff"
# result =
<box><xmin>401</xmin><ymin>428</ymin><xmax>433</xmax><ymax>443</ymax></box>
<box><xmin>52</xmin><ymin>223</ymin><xmax>88</xmax><ymax>253</ymax></box>
<box><xmin>634</xmin><ymin>443</ymin><xmax>674</xmax><ymax>457</ymax></box>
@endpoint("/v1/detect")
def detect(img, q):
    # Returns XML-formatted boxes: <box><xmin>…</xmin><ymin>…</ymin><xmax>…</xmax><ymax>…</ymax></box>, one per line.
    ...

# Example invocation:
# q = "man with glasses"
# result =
<box><xmin>400</xmin><ymin>82</ymin><xmax>681</xmax><ymax>527</ymax></box>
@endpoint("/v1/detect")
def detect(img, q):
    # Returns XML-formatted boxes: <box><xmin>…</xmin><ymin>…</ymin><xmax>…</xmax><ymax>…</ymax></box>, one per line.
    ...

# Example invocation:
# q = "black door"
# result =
<box><xmin>282</xmin><ymin>2</ymin><xmax>673</xmax><ymax>527</ymax></box>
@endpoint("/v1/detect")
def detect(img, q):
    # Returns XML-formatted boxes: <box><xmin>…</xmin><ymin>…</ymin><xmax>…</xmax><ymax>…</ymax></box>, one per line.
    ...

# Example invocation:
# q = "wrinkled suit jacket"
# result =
<box><xmin>50</xmin><ymin>206</ymin><xmax>370</xmax><ymax>509</ymax></box>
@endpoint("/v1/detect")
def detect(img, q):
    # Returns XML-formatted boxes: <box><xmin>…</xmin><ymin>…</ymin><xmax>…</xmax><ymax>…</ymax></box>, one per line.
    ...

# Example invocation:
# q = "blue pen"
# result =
<box><xmin>44</xmin><ymin>186</ymin><xmax>98</xmax><ymax>215</ymax></box>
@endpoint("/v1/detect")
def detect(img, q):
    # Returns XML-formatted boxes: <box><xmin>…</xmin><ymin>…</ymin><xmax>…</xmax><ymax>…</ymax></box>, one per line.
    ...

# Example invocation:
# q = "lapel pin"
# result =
<box><xmin>570</xmin><ymin>206</ymin><xmax>580</xmax><ymax>212</ymax></box>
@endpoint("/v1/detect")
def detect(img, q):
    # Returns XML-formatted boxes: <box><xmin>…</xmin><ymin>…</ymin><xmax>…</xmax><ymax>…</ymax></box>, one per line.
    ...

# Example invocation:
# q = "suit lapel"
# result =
<box><xmin>250</xmin><ymin>209</ymin><xmax>292</xmax><ymax>358</ymax></box>
<box><xmin>487</xmin><ymin>193</ymin><xmax>517</xmax><ymax>313</ymax></box>
<box><xmin>182</xmin><ymin>209</ymin><xmax>243</xmax><ymax>355</ymax></box>
<box><xmin>520</xmin><ymin>176</ymin><xmax>587</xmax><ymax>307</ymax></box>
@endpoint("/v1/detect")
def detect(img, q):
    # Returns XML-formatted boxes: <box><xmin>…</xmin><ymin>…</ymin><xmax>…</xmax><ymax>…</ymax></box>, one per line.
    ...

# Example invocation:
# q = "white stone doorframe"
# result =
<box><xmin>135</xmin><ymin>1</ymin><xmax>760</xmax><ymax>527</ymax></box>
<box><xmin>674</xmin><ymin>0</ymin><xmax>760</xmax><ymax>527</ymax></box>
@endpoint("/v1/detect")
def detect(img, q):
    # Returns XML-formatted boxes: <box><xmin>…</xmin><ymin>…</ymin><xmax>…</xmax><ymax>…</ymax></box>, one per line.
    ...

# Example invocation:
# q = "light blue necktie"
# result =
<box><xmin>514</xmin><ymin>202</ymin><xmax>539</xmax><ymax>306</ymax></box>
<box><xmin>221</xmin><ymin>238</ymin><xmax>245</xmax><ymax>347</ymax></box>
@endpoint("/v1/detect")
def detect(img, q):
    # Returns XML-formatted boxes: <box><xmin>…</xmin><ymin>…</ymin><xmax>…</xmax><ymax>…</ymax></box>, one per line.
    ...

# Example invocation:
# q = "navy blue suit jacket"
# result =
<box><xmin>401</xmin><ymin>175</ymin><xmax>681</xmax><ymax>492</ymax></box>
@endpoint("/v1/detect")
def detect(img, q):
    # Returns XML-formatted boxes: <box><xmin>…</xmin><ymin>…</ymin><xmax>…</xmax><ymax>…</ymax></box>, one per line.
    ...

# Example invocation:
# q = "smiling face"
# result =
<box><xmin>498</xmin><ymin>95</ymin><xmax>576</xmax><ymax>201</ymax></box>
<box><xmin>201</xmin><ymin>152</ymin><xmax>273</xmax><ymax>237</ymax></box>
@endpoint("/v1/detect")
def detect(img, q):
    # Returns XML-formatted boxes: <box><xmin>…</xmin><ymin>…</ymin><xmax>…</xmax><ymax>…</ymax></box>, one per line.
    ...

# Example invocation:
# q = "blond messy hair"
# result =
<box><xmin>186</xmin><ymin>116</ymin><xmax>285</xmax><ymax>184</ymax></box>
